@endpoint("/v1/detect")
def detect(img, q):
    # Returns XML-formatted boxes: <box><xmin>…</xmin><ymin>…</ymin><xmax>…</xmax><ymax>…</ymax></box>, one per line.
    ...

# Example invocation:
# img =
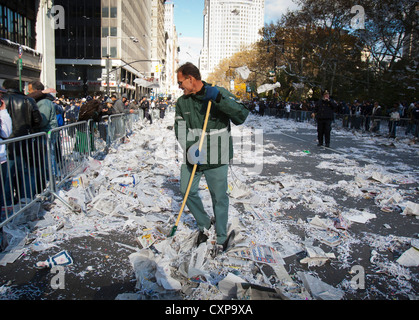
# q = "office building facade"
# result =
<box><xmin>55</xmin><ymin>0</ymin><xmax>152</xmax><ymax>99</ymax></box>
<box><xmin>164</xmin><ymin>1</ymin><xmax>180</xmax><ymax>99</ymax></box>
<box><xmin>0</xmin><ymin>0</ymin><xmax>55</xmax><ymax>88</ymax></box>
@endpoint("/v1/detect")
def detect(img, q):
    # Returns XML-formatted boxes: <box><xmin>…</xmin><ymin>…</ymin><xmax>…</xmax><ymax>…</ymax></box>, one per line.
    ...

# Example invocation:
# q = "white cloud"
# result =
<box><xmin>264</xmin><ymin>0</ymin><xmax>300</xmax><ymax>23</ymax></box>
<box><xmin>178</xmin><ymin>36</ymin><xmax>203</xmax><ymax>66</ymax></box>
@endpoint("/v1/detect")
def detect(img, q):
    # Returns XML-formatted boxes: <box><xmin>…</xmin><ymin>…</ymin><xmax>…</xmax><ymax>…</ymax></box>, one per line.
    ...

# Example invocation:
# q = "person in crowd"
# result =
<box><xmin>101</xmin><ymin>98</ymin><xmax>116</xmax><ymax>116</ymax></box>
<box><xmin>113</xmin><ymin>94</ymin><xmax>135</xmax><ymax>114</ymax></box>
<box><xmin>27</xmin><ymin>81</ymin><xmax>58</xmax><ymax>193</ymax></box>
<box><xmin>412</xmin><ymin>102</ymin><xmax>419</xmax><ymax>138</ymax></box>
<box><xmin>140</xmin><ymin>96</ymin><xmax>152</xmax><ymax>124</ymax></box>
<box><xmin>64</xmin><ymin>99</ymin><xmax>80</xmax><ymax>138</ymax></box>
<box><xmin>388</xmin><ymin>103</ymin><xmax>400</xmax><ymax>138</ymax></box>
<box><xmin>113</xmin><ymin>94</ymin><xmax>127</xmax><ymax>114</ymax></box>
<box><xmin>340</xmin><ymin>101</ymin><xmax>350</xmax><ymax>128</ymax></box>
<box><xmin>300</xmin><ymin>100</ymin><xmax>310</xmax><ymax>122</ymax></box>
<box><xmin>159</xmin><ymin>98</ymin><xmax>168</xmax><ymax>119</ymax></box>
<box><xmin>312</xmin><ymin>89</ymin><xmax>337</xmax><ymax>148</ymax></box>
<box><xmin>27</xmin><ymin>81</ymin><xmax>57</xmax><ymax>133</ymax></box>
<box><xmin>0</xmin><ymin>86</ymin><xmax>13</xmax><ymax>218</ymax></box>
<box><xmin>363</xmin><ymin>100</ymin><xmax>373</xmax><ymax>132</ymax></box>
<box><xmin>259</xmin><ymin>99</ymin><xmax>265</xmax><ymax>116</ymax></box>
<box><xmin>2</xmin><ymin>79</ymin><xmax>42</xmax><ymax>204</ymax></box>
<box><xmin>55</xmin><ymin>99</ymin><xmax>65</xmax><ymax>127</ymax></box>
<box><xmin>405</xmin><ymin>102</ymin><xmax>416</xmax><ymax>136</ymax></box>
<box><xmin>98</xmin><ymin>98</ymin><xmax>115</xmax><ymax>142</ymax></box>
<box><xmin>174</xmin><ymin>62</ymin><xmax>249</xmax><ymax>257</ymax></box>
<box><xmin>371</xmin><ymin>101</ymin><xmax>383</xmax><ymax>133</ymax></box>
<box><xmin>284</xmin><ymin>102</ymin><xmax>291</xmax><ymax>119</ymax></box>
<box><xmin>350</xmin><ymin>100</ymin><xmax>362</xmax><ymax>129</ymax></box>
<box><xmin>128</xmin><ymin>99</ymin><xmax>139</xmax><ymax>112</ymax></box>
<box><xmin>254</xmin><ymin>100</ymin><xmax>260</xmax><ymax>115</ymax></box>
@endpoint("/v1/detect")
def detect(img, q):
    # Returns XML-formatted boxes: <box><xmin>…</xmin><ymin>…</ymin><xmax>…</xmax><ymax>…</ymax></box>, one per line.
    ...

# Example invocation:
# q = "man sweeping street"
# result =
<box><xmin>174</xmin><ymin>62</ymin><xmax>249</xmax><ymax>257</ymax></box>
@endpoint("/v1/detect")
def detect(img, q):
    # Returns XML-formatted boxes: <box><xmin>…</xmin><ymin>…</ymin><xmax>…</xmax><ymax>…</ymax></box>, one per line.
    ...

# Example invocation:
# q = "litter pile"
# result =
<box><xmin>0</xmin><ymin>112</ymin><xmax>418</xmax><ymax>300</ymax></box>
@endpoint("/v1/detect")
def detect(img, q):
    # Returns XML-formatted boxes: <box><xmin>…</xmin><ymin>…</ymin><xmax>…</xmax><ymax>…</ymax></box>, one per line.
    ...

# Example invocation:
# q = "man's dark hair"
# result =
<box><xmin>29</xmin><ymin>80</ymin><xmax>45</xmax><ymax>91</ymax></box>
<box><xmin>177</xmin><ymin>62</ymin><xmax>201</xmax><ymax>80</ymax></box>
<box><xmin>2</xmin><ymin>79</ymin><xmax>20</xmax><ymax>91</ymax></box>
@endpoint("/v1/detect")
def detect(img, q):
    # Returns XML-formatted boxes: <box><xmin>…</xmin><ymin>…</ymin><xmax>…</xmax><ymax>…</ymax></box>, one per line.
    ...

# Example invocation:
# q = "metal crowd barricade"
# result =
<box><xmin>48</xmin><ymin>121</ymin><xmax>90</xmax><ymax>191</ymax></box>
<box><xmin>151</xmin><ymin>108</ymin><xmax>159</xmax><ymax>122</ymax></box>
<box><xmin>0</xmin><ymin>132</ymin><xmax>50</xmax><ymax>228</ymax></box>
<box><xmin>1</xmin><ymin>111</ymin><xmax>146</xmax><ymax>228</ymax></box>
<box><xmin>108</xmin><ymin>114</ymin><xmax>126</xmax><ymax>144</ymax></box>
<box><xmin>87</xmin><ymin>118</ymin><xmax>109</xmax><ymax>159</ymax></box>
<box><xmin>125</xmin><ymin>113</ymin><xmax>134</xmax><ymax>136</ymax></box>
<box><xmin>333</xmin><ymin>114</ymin><xmax>418</xmax><ymax>138</ymax></box>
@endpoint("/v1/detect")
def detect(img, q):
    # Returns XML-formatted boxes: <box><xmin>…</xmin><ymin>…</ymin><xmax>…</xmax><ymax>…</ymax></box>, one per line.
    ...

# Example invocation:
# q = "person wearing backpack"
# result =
<box><xmin>55</xmin><ymin>101</ymin><xmax>65</xmax><ymax>127</ymax></box>
<box><xmin>27</xmin><ymin>81</ymin><xmax>58</xmax><ymax>133</ymax></box>
<box><xmin>27</xmin><ymin>81</ymin><xmax>58</xmax><ymax>193</ymax></box>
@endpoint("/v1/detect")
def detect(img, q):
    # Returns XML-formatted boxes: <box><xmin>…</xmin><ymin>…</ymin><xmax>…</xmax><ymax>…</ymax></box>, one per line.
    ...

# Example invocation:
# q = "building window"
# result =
<box><xmin>102</xmin><ymin>7</ymin><xmax>109</xmax><ymax>17</ymax></box>
<box><xmin>110</xmin><ymin>7</ymin><xmax>117</xmax><ymax>18</ymax></box>
<box><xmin>102</xmin><ymin>27</ymin><xmax>109</xmax><ymax>37</ymax></box>
<box><xmin>0</xmin><ymin>4</ymin><xmax>35</xmax><ymax>48</ymax></box>
<box><xmin>102</xmin><ymin>46</ymin><xmax>117</xmax><ymax>58</ymax></box>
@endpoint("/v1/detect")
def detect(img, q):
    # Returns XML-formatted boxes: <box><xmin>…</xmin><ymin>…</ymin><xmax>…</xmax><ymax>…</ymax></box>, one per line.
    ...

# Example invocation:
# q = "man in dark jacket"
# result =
<box><xmin>3</xmin><ymin>79</ymin><xmax>42</xmax><ymax>138</ymax></box>
<box><xmin>140</xmin><ymin>96</ymin><xmax>152</xmax><ymax>124</ymax></box>
<box><xmin>113</xmin><ymin>94</ymin><xmax>134</xmax><ymax>114</ymax></box>
<box><xmin>2</xmin><ymin>79</ymin><xmax>43</xmax><ymax>204</ymax></box>
<box><xmin>312</xmin><ymin>89</ymin><xmax>337</xmax><ymax>147</ymax></box>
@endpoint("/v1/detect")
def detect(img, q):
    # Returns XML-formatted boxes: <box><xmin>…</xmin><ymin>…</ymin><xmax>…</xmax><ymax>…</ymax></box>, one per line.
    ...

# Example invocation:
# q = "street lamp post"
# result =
<box><xmin>105</xmin><ymin>35</ymin><xmax>140</xmax><ymax>96</ymax></box>
<box><xmin>330</xmin><ymin>59</ymin><xmax>338</xmax><ymax>97</ymax></box>
<box><xmin>107</xmin><ymin>59</ymin><xmax>162</xmax><ymax>99</ymax></box>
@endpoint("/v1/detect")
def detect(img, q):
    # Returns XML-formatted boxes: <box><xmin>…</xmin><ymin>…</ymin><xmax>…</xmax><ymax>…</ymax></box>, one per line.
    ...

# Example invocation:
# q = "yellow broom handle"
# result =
<box><xmin>174</xmin><ymin>97</ymin><xmax>213</xmax><ymax>228</ymax></box>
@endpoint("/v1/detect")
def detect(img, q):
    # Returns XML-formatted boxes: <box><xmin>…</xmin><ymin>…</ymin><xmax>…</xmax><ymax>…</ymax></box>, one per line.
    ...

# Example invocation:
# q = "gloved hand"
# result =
<box><xmin>204</xmin><ymin>85</ymin><xmax>220</xmax><ymax>102</ymax></box>
<box><xmin>187</xmin><ymin>143</ymin><xmax>207</xmax><ymax>165</ymax></box>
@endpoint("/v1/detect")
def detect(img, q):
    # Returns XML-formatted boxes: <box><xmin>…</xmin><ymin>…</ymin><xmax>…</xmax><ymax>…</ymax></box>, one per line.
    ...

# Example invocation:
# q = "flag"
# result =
<box><xmin>257</xmin><ymin>82</ymin><xmax>281</xmax><ymax>94</ymax></box>
<box><xmin>235</xmin><ymin>66</ymin><xmax>251</xmax><ymax>80</ymax></box>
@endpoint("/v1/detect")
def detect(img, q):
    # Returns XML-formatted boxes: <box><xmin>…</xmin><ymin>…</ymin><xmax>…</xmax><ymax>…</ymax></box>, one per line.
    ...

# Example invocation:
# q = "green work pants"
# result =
<box><xmin>180</xmin><ymin>164</ymin><xmax>229</xmax><ymax>245</ymax></box>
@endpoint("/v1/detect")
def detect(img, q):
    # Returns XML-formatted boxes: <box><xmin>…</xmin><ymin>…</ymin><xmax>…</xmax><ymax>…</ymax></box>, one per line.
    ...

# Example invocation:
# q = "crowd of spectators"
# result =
<box><xmin>246</xmin><ymin>98</ymin><xmax>419</xmax><ymax>138</ymax></box>
<box><xmin>54</xmin><ymin>94</ymin><xmax>173</xmax><ymax>125</ymax></box>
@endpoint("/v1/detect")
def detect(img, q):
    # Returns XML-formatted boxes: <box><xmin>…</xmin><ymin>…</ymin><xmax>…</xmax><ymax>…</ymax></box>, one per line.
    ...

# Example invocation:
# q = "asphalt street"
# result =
<box><xmin>0</xmin><ymin>115</ymin><xmax>418</xmax><ymax>303</ymax></box>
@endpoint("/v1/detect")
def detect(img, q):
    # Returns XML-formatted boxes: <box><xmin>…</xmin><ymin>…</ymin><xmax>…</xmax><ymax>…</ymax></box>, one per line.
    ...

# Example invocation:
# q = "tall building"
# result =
<box><xmin>150</xmin><ymin>0</ymin><xmax>166</xmax><ymax>97</ymax></box>
<box><xmin>199</xmin><ymin>0</ymin><xmax>264</xmax><ymax>80</ymax></box>
<box><xmin>0</xmin><ymin>0</ymin><xmax>55</xmax><ymax>89</ymax></box>
<box><xmin>55</xmin><ymin>0</ymin><xmax>152</xmax><ymax>99</ymax></box>
<box><xmin>402</xmin><ymin>4</ymin><xmax>418</xmax><ymax>61</ymax></box>
<box><xmin>164</xmin><ymin>1</ymin><xmax>180</xmax><ymax>99</ymax></box>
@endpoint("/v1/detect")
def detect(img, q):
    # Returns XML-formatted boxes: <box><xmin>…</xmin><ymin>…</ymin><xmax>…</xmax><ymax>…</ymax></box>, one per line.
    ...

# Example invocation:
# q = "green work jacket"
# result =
<box><xmin>174</xmin><ymin>82</ymin><xmax>249</xmax><ymax>171</ymax></box>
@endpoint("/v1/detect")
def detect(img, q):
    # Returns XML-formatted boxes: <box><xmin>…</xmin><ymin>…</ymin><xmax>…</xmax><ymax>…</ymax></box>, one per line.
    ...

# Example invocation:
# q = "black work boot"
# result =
<box><xmin>196</xmin><ymin>231</ymin><xmax>208</xmax><ymax>247</ymax></box>
<box><xmin>211</xmin><ymin>230</ymin><xmax>236</xmax><ymax>258</ymax></box>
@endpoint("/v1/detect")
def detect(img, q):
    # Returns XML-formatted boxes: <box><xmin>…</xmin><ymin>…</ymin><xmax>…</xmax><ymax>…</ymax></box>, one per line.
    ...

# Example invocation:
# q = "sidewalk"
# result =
<box><xmin>0</xmin><ymin>112</ymin><xmax>418</xmax><ymax>301</ymax></box>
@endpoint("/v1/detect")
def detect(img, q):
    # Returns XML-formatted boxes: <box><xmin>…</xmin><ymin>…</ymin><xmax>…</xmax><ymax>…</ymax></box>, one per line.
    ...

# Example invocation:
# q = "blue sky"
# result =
<box><xmin>171</xmin><ymin>0</ymin><xmax>300</xmax><ymax>65</ymax></box>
